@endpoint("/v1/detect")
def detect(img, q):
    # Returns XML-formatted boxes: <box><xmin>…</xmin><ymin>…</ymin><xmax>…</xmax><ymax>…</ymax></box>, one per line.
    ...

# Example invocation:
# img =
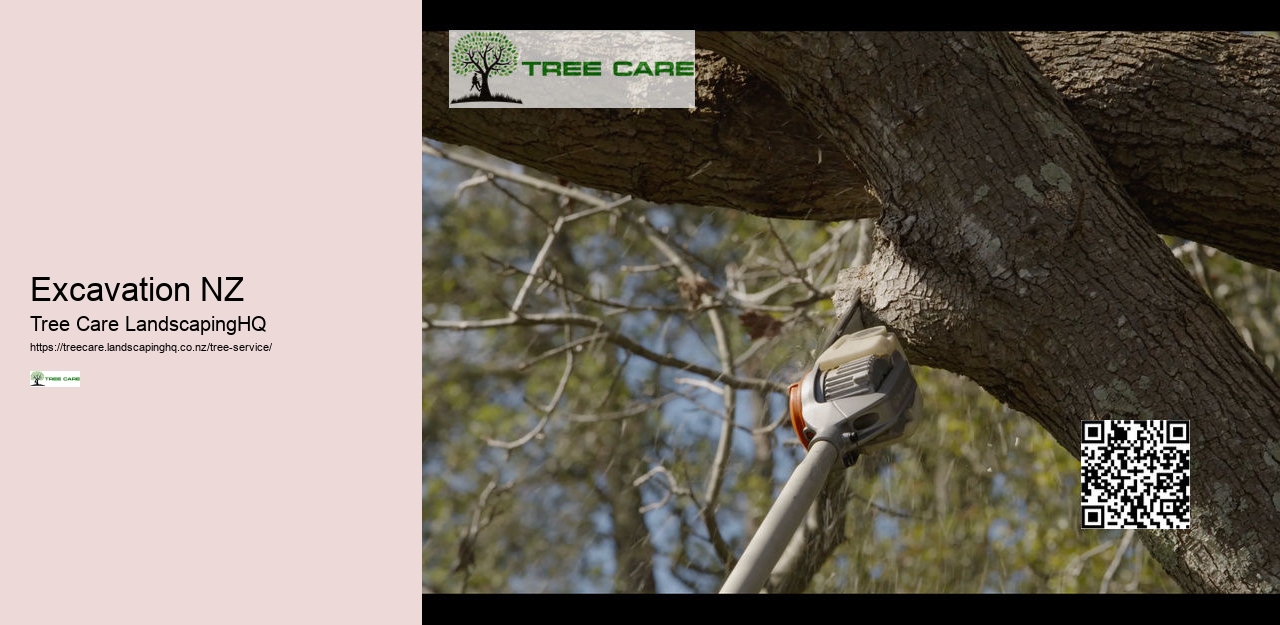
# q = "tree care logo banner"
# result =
<box><xmin>448</xmin><ymin>31</ymin><xmax>695</xmax><ymax>109</ymax></box>
<box><xmin>29</xmin><ymin>370</ymin><xmax>80</xmax><ymax>387</ymax></box>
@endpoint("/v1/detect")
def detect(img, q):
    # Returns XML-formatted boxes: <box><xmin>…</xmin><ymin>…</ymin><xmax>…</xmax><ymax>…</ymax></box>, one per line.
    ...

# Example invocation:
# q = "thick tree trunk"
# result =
<box><xmin>695</xmin><ymin>30</ymin><xmax>1280</xmax><ymax>594</ymax></box>
<box><xmin>423</xmin><ymin>31</ymin><xmax>1280</xmax><ymax>271</ymax></box>
<box><xmin>423</xmin><ymin>31</ymin><xmax>1280</xmax><ymax>592</ymax></box>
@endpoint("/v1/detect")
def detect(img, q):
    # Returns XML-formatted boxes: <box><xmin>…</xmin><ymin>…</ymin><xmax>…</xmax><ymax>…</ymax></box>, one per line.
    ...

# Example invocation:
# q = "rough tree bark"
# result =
<box><xmin>424</xmin><ymin>31</ymin><xmax>1280</xmax><ymax>593</ymax></box>
<box><xmin>1012</xmin><ymin>32</ymin><xmax>1279</xmax><ymax>271</ymax></box>
<box><xmin>424</xmin><ymin>31</ymin><xmax>1280</xmax><ymax>271</ymax></box>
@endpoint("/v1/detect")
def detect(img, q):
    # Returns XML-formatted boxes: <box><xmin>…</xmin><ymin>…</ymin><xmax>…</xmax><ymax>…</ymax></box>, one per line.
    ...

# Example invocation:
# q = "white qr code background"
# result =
<box><xmin>1080</xmin><ymin>420</ymin><xmax>1190</xmax><ymax>529</ymax></box>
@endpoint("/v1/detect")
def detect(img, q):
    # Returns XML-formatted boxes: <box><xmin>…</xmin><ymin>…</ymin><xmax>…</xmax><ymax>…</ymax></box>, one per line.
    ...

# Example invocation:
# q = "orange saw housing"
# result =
<box><xmin>788</xmin><ymin>380</ymin><xmax>812</xmax><ymax>449</ymax></box>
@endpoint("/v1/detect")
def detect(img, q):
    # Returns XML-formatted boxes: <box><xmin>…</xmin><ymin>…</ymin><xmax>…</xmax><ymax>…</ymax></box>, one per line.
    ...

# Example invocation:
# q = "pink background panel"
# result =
<box><xmin>0</xmin><ymin>3</ymin><xmax>421</xmax><ymax>622</ymax></box>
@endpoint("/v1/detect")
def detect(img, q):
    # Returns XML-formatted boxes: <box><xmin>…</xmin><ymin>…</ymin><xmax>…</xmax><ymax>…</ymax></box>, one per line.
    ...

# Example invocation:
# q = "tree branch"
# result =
<box><xmin>694</xmin><ymin>30</ymin><xmax>1280</xmax><ymax>594</ymax></box>
<box><xmin>424</xmin><ymin>31</ymin><xmax>1280</xmax><ymax>271</ymax></box>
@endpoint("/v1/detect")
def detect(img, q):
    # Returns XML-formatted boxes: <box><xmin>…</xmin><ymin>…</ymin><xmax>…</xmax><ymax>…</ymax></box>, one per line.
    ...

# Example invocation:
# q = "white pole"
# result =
<box><xmin>719</xmin><ymin>440</ymin><xmax>841</xmax><ymax>593</ymax></box>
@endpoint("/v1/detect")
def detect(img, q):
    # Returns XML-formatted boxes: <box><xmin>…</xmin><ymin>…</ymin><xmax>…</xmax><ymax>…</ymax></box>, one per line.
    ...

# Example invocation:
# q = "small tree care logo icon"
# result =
<box><xmin>30</xmin><ymin>370</ymin><xmax>80</xmax><ymax>387</ymax></box>
<box><xmin>450</xmin><ymin>31</ymin><xmax>523</xmax><ymax>104</ymax></box>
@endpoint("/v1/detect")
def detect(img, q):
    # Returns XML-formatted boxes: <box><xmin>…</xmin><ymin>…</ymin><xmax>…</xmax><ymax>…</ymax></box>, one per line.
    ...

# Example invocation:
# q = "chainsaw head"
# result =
<box><xmin>787</xmin><ymin>321</ymin><xmax>922</xmax><ymax>466</ymax></box>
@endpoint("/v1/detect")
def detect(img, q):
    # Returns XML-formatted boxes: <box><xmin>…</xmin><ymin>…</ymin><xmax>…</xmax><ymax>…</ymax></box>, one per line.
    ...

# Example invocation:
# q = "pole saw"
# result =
<box><xmin>719</xmin><ymin>292</ymin><xmax>923</xmax><ymax>593</ymax></box>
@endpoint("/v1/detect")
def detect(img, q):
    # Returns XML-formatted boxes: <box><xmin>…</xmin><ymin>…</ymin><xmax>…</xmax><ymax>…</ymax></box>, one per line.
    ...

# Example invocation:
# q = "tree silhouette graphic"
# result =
<box><xmin>451</xmin><ymin>32</ymin><xmax>522</xmax><ymax>104</ymax></box>
<box><xmin>30</xmin><ymin>371</ymin><xmax>44</xmax><ymax>386</ymax></box>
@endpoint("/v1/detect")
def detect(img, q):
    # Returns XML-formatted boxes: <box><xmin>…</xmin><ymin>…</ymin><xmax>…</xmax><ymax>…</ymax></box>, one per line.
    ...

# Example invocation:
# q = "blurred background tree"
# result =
<box><xmin>422</xmin><ymin>142</ymin><xmax>1276</xmax><ymax>593</ymax></box>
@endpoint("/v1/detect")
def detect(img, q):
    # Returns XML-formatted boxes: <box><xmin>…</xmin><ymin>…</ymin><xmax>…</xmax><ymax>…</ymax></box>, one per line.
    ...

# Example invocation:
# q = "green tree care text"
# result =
<box><xmin>520</xmin><ymin>60</ymin><xmax>694</xmax><ymax>77</ymax></box>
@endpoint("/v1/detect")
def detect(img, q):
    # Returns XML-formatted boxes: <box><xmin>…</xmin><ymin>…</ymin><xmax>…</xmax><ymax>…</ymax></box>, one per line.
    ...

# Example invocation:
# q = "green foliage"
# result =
<box><xmin>451</xmin><ymin>32</ymin><xmax>520</xmax><ymax>78</ymax></box>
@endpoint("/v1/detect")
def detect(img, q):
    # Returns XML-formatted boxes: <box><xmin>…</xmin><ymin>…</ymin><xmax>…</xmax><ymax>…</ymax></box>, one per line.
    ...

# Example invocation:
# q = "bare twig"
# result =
<box><xmin>619</xmin><ymin>212</ymin><xmax>738</xmax><ymax>565</ymax></box>
<box><xmin>425</xmin><ymin>142</ymin><xmax>617</xmax><ymax>207</ymax></box>
<box><xmin>766</xmin><ymin>218</ymin><xmax>824</xmax><ymax>299</ymax></box>
<box><xmin>454</xmin><ymin>478</ymin><xmax>513</xmax><ymax>592</ymax></box>
<box><xmin>427</xmin><ymin>141</ymin><xmax>845</xmax><ymax>587</ymax></box>
<box><xmin>1061</xmin><ymin>538</ymin><xmax>1117</xmax><ymax>588</ymax></box>
<box><xmin>565</xmin><ymin>394</ymin><xmax>673</xmax><ymax>423</ymax></box>
<box><xmin>850</xmin><ymin>493</ymin><xmax>927</xmax><ymax>520</ymax></box>
<box><xmin>510</xmin><ymin>201</ymin><xmax>631</xmax><ymax>314</ymax></box>
<box><xmin>425</xmin><ymin>313</ymin><xmax>786</xmax><ymax>394</ymax></box>
<box><xmin>633</xmin><ymin>465</ymin><xmax>693</xmax><ymax>513</ymax></box>
<box><xmin>674</xmin><ymin>376</ymin><xmax>725</xmax><ymax>396</ymax></box>
<box><xmin>1100</xmin><ymin>529</ymin><xmax>1136</xmax><ymax>594</ymax></box>
<box><xmin>491</xmin><ymin>256</ymin><xmax>714</xmax><ymax>315</ymax></box>
<box><xmin>620</xmin><ymin>262</ymin><xmax>677</xmax><ymax>273</ymax></box>
<box><xmin>517</xmin><ymin>332</ymin><xmax>606</xmax><ymax>371</ymax></box>
<box><xmin>484</xmin><ymin>349</ymin><xmax>574</xmax><ymax>450</ymax></box>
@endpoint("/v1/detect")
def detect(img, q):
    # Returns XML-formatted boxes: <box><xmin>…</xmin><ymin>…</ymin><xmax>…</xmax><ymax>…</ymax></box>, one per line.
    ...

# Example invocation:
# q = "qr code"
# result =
<box><xmin>1080</xmin><ymin>420</ymin><xmax>1189</xmax><ymax>529</ymax></box>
